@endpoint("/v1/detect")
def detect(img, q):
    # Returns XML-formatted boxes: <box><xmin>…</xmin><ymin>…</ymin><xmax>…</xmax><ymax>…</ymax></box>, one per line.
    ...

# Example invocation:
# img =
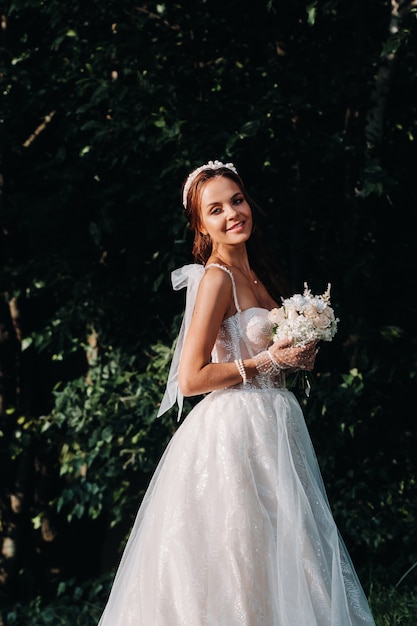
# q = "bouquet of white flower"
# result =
<box><xmin>268</xmin><ymin>283</ymin><xmax>339</xmax><ymax>393</ymax></box>
<box><xmin>269</xmin><ymin>283</ymin><xmax>339</xmax><ymax>346</ymax></box>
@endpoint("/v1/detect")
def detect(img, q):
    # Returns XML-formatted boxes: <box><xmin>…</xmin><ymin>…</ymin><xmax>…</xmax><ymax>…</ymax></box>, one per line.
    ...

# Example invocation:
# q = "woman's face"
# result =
<box><xmin>199</xmin><ymin>176</ymin><xmax>252</xmax><ymax>251</ymax></box>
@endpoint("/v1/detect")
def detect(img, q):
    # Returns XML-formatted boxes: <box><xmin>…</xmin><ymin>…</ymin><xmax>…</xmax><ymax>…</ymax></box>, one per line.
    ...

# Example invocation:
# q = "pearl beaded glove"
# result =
<box><xmin>253</xmin><ymin>349</ymin><xmax>284</xmax><ymax>376</ymax></box>
<box><xmin>253</xmin><ymin>341</ymin><xmax>317</xmax><ymax>377</ymax></box>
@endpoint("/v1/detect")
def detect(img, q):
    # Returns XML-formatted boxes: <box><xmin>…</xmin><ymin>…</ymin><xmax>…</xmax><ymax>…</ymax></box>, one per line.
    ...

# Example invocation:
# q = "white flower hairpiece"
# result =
<box><xmin>182</xmin><ymin>160</ymin><xmax>238</xmax><ymax>208</ymax></box>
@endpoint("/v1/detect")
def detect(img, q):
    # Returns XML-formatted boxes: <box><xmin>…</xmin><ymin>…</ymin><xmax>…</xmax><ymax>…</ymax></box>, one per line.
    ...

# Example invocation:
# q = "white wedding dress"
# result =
<box><xmin>98</xmin><ymin>264</ymin><xmax>375</xmax><ymax>626</ymax></box>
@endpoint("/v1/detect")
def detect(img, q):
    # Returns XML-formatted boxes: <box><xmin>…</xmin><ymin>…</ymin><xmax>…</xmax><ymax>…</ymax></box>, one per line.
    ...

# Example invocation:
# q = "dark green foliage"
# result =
<box><xmin>1</xmin><ymin>0</ymin><xmax>417</xmax><ymax>620</ymax></box>
<box><xmin>3</xmin><ymin>575</ymin><xmax>111</xmax><ymax>625</ymax></box>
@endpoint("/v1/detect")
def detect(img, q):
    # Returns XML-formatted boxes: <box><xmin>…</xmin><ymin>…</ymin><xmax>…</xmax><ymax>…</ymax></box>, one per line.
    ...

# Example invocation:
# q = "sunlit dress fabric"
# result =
<box><xmin>98</xmin><ymin>264</ymin><xmax>375</xmax><ymax>626</ymax></box>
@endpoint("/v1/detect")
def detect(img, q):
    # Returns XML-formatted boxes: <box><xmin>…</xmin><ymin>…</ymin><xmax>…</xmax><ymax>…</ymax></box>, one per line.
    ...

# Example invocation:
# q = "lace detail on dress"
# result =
<box><xmin>222</xmin><ymin>311</ymin><xmax>286</xmax><ymax>389</ymax></box>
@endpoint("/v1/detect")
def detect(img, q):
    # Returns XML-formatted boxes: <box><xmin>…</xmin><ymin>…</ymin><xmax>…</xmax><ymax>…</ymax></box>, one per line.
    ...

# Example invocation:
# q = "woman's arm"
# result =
<box><xmin>178</xmin><ymin>267</ymin><xmax>247</xmax><ymax>396</ymax></box>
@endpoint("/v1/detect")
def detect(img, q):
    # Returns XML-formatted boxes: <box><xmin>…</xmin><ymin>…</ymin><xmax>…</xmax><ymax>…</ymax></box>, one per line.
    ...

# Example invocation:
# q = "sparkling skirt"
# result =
<box><xmin>98</xmin><ymin>388</ymin><xmax>375</xmax><ymax>626</ymax></box>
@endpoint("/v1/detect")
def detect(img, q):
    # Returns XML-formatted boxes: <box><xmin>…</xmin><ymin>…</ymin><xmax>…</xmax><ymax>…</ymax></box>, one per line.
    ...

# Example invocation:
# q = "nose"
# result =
<box><xmin>225</xmin><ymin>203</ymin><xmax>239</xmax><ymax>218</ymax></box>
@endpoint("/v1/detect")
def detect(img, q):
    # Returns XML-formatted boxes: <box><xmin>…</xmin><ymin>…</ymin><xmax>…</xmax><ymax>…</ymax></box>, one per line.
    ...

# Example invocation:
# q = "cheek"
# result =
<box><xmin>245</xmin><ymin>208</ymin><xmax>253</xmax><ymax>229</ymax></box>
<box><xmin>200</xmin><ymin>218</ymin><xmax>215</xmax><ymax>237</ymax></box>
<box><xmin>198</xmin><ymin>214</ymin><xmax>208</xmax><ymax>235</ymax></box>
<box><xmin>200</xmin><ymin>215</ymin><xmax>217</xmax><ymax>236</ymax></box>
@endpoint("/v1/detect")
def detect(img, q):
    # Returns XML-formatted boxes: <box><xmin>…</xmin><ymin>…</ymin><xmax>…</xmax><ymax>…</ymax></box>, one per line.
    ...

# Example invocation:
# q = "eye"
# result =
<box><xmin>233</xmin><ymin>197</ymin><xmax>243</xmax><ymax>205</ymax></box>
<box><xmin>210</xmin><ymin>206</ymin><xmax>222</xmax><ymax>215</ymax></box>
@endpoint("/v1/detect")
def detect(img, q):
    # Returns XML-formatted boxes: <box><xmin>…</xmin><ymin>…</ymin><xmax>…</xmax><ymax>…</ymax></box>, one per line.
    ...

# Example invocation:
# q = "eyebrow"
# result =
<box><xmin>205</xmin><ymin>192</ymin><xmax>243</xmax><ymax>209</ymax></box>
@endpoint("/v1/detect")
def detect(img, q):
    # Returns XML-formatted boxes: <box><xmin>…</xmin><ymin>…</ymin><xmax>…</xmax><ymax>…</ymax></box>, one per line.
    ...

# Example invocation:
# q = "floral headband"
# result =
<box><xmin>182</xmin><ymin>160</ymin><xmax>238</xmax><ymax>208</ymax></box>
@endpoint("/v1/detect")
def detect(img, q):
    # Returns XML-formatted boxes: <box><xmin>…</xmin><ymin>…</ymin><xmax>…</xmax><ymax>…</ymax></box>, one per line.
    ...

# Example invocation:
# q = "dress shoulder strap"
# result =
<box><xmin>205</xmin><ymin>263</ymin><xmax>241</xmax><ymax>313</ymax></box>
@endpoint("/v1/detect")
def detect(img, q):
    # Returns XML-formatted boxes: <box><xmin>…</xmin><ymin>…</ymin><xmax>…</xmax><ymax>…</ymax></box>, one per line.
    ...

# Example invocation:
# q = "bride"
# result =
<box><xmin>97</xmin><ymin>160</ymin><xmax>376</xmax><ymax>625</ymax></box>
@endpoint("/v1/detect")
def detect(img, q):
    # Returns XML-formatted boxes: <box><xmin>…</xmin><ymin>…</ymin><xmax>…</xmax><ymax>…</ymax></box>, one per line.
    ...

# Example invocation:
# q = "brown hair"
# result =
<box><xmin>182</xmin><ymin>166</ymin><xmax>290</xmax><ymax>302</ymax></box>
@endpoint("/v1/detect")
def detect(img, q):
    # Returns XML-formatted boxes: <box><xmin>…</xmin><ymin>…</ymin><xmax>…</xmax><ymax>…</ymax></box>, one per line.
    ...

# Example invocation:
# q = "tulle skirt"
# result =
<box><xmin>98</xmin><ymin>388</ymin><xmax>375</xmax><ymax>626</ymax></box>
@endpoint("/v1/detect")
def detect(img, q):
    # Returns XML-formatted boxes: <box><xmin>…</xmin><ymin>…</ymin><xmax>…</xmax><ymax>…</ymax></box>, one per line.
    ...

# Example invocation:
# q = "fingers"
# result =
<box><xmin>273</xmin><ymin>338</ymin><xmax>293</xmax><ymax>349</ymax></box>
<box><xmin>269</xmin><ymin>340</ymin><xmax>319</xmax><ymax>371</ymax></box>
<box><xmin>294</xmin><ymin>343</ymin><xmax>318</xmax><ymax>370</ymax></box>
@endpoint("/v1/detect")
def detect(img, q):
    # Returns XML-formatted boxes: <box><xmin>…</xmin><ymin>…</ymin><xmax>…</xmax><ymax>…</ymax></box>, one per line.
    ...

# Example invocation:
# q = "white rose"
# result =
<box><xmin>313</xmin><ymin>313</ymin><xmax>331</xmax><ymax>329</ymax></box>
<box><xmin>286</xmin><ymin>305</ymin><xmax>299</xmax><ymax>322</ymax></box>
<box><xmin>322</xmin><ymin>306</ymin><xmax>335</xmax><ymax>320</ymax></box>
<box><xmin>303</xmin><ymin>303</ymin><xmax>318</xmax><ymax>319</ymax></box>
<box><xmin>268</xmin><ymin>307</ymin><xmax>286</xmax><ymax>325</ymax></box>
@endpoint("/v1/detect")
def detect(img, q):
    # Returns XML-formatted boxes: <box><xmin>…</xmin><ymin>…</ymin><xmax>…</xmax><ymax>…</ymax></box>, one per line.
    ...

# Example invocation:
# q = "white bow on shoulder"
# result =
<box><xmin>157</xmin><ymin>264</ymin><xmax>205</xmax><ymax>421</ymax></box>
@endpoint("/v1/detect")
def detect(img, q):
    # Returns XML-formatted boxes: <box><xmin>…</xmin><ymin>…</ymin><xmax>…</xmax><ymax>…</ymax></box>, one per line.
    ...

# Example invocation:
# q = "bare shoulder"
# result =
<box><xmin>196</xmin><ymin>265</ymin><xmax>233</xmax><ymax>315</ymax></box>
<box><xmin>203</xmin><ymin>263</ymin><xmax>233</xmax><ymax>288</ymax></box>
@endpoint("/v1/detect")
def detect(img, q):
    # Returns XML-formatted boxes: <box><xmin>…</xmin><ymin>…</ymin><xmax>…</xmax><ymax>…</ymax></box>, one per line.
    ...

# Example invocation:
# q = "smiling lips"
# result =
<box><xmin>227</xmin><ymin>221</ymin><xmax>245</xmax><ymax>232</ymax></box>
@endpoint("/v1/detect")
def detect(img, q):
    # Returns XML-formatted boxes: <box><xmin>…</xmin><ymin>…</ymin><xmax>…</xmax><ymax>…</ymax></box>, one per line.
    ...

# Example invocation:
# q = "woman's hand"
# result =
<box><xmin>269</xmin><ymin>339</ymin><xmax>318</xmax><ymax>371</ymax></box>
<box><xmin>252</xmin><ymin>339</ymin><xmax>318</xmax><ymax>378</ymax></box>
